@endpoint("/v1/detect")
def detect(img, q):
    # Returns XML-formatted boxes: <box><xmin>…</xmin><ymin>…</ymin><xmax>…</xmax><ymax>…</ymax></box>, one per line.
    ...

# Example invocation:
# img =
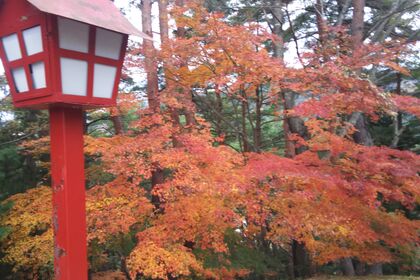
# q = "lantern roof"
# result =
<box><xmin>26</xmin><ymin>0</ymin><xmax>151</xmax><ymax>39</ymax></box>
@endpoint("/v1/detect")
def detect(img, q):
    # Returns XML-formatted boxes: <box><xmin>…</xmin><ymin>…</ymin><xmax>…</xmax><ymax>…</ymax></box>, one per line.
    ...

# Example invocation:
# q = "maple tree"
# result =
<box><xmin>125</xmin><ymin>2</ymin><xmax>419</xmax><ymax>278</ymax></box>
<box><xmin>100</xmin><ymin>2</ymin><xmax>420</xmax><ymax>278</ymax></box>
<box><xmin>0</xmin><ymin>187</ymin><xmax>53</xmax><ymax>277</ymax></box>
<box><xmin>0</xmin><ymin>183</ymin><xmax>152</xmax><ymax>276</ymax></box>
<box><xmin>0</xmin><ymin>0</ymin><xmax>419</xmax><ymax>279</ymax></box>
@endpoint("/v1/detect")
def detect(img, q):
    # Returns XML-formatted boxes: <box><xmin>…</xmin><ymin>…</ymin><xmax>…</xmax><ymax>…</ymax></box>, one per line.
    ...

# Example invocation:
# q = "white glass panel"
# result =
<box><xmin>23</xmin><ymin>26</ymin><xmax>43</xmax><ymax>56</ymax></box>
<box><xmin>12</xmin><ymin>67</ymin><xmax>29</xmax><ymax>93</ymax></box>
<box><xmin>58</xmin><ymin>17</ymin><xmax>89</xmax><ymax>53</ymax></box>
<box><xmin>95</xmin><ymin>28</ymin><xmax>123</xmax><ymax>60</ymax></box>
<box><xmin>30</xmin><ymin>62</ymin><xmax>46</xmax><ymax>89</ymax></box>
<box><xmin>60</xmin><ymin>58</ymin><xmax>88</xmax><ymax>96</ymax></box>
<box><xmin>2</xmin><ymin>34</ymin><xmax>22</xmax><ymax>61</ymax></box>
<box><xmin>93</xmin><ymin>64</ymin><xmax>117</xmax><ymax>98</ymax></box>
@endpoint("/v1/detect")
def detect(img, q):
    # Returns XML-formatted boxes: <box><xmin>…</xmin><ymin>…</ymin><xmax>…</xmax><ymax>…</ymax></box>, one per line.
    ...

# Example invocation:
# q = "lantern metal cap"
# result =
<box><xmin>26</xmin><ymin>0</ymin><xmax>152</xmax><ymax>40</ymax></box>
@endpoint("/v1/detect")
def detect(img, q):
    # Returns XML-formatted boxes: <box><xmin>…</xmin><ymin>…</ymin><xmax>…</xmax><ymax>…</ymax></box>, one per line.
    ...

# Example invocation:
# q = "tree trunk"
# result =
<box><xmin>141</xmin><ymin>0</ymin><xmax>160</xmax><ymax>112</ymax></box>
<box><xmin>336</xmin><ymin>0</ymin><xmax>352</xmax><ymax>26</ymax></box>
<box><xmin>142</xmin><ymin>0</ymin><xmax>165</xmax><ymax>200</ymax></box>
<box><xmin>241</xmin><ymin>93</ymin><xmax>250</xmax><ymax>153</ymax></box>
<box><xmin>174</xmin><ymin>0</ymin><xmax>196</xmax><ymax>126</ymax></box>
<box><xmin>287</xmin><ymin>254</ymin><xmax>295</xmax><ymax>280</ymax></box>
<box><xmin>353</xmin><ymin>113</ymin><xmax>374</xmax><ymax>146</ymax></box>
<box><xmin>185</xmin><ymin>91</ymin><xmax>196</xmax><ymax>126</ymax></box>
<box><xmin>254</xmin><ymin>86</ymin><xmax>262</xmax><ymax>152</ymax></box>
<box><xmin>270</xmin><ymin>0</ymin><xmax>284</xmax><ymax>58</ymax></box>
<box><xmin>270</xmin><ymin>1</ymin><xmax>306</xmax><ymax>158</ymax></box>
<box><xmin>110</xmin><ymin>115</ymin><xmax>124</xmax><ymax>135</ymax></box>
<box><xmin>391</xmin><ymin>72</ymin><xmax>403</xmax><ymax>148</ymax></box>
<box><xmin>270</xmin><ymin>1</ymin><xmax>311</xmax><ymax>277</ymax></box>
<box><xmin>351</xmin><ymin>0</ymin><xmax>365</xmax><ymax>49</ymax></box>
<box><xmin>158</xmin><ymin>0</ymin><xmax>182</xmax><ymax>137</ymax></box>
<box><xmin>292</xmin><ymin>241</ymin><xmax>313</xmax><ymax>278</ymax></box>
<box><xmin>351</xmin><ymin>0</ymin><xmax>382</xmax><ymax>274</ymax></box>
<box><xmin>368</xmin><ymin>264</ymin><xmax>383</xmax><ymax>276</ymax></box>
<box><xmin>284</xmin><ymin>91</ymin><xmax>309</xmax><ymax>154</ymax></box>
<box><xmin>315</xmin><ymin>0</ymin><xmax>328</xmax><ymax>45</ymax></box>
<box><xmin>351</xmin><ymin>0</ymin><xmax>374</xmax><ymax>147</ymax></box>
<box><xmin>158</xmin><ymin>0</ymin><xmax>169</xmax><ymax>44</ymax></box>
<box><xmin>341</xmin><ymin>258</ymin><xmax>356</xmax><ymax>276</ymax></box>
<box><xmin>355</xmin><ymin>260</ymin><xmax>366</xmax><ymax>275</ymax></box>
<box><xmin>282</xmin><ymin>92</ymin><xmax>296</xmax><ymax>158</ymax></box>
<box><xmin>215</xmin><ymin>92</ymin><xmax>224</xmax><ymax>142</ymax></box>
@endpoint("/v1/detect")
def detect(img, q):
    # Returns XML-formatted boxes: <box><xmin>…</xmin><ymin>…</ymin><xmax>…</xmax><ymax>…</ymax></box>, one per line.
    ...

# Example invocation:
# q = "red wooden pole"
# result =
<box><xmin>49</xmin><ymin>106</ymin><xmax>88</xmax><ymax>280</ymax></box>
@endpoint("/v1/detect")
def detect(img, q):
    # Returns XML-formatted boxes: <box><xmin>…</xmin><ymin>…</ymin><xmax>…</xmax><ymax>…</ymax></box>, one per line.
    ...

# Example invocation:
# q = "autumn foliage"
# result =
<box><xmin>0</xmin><ymin>0</ymin><xmax>419</xmax><ymax>279</ymax></box>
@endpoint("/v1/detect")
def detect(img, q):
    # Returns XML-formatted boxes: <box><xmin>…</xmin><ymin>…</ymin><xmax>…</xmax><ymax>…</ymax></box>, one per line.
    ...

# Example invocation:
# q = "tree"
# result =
<box><xmin>0</xmin><ymin>1</ymin><xmax>419</xmax><ymax>279</ymax></box>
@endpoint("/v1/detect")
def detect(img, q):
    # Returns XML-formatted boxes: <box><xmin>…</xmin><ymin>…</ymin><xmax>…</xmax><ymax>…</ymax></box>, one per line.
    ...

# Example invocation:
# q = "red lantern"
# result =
<box><xmin>0</xmin><ymin>1</ymin><xmax>150</xmax><ymax>279</ymax></box>
<box><xmin>0</xmin><ymin>0</ymin><xmax>149</xmax><ymax>109</ymax></box>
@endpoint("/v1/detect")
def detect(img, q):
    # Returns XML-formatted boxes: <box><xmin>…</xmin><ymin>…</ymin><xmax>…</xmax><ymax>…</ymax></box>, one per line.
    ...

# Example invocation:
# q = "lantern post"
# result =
<box><xmin>0</xmin><ymin>0</ymin><xmax>150</xmax><ymax>279</ymax></box>
<box><xmin>49</xmin><ymin>106</ymin><xmax>87</xmax><ymax>279</ymax></box>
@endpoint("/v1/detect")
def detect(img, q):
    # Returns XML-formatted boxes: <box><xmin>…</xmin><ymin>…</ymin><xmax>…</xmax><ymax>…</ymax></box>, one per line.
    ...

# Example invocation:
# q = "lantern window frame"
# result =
<box><xmin>0</xmin><ymin>14</ymin><xmax>52</xmax><ymax>102</ymax></box>
<box><xmin>51</xmin><ymin>16</ymin><xmax>127</xmax><ymax>104</ymax></box>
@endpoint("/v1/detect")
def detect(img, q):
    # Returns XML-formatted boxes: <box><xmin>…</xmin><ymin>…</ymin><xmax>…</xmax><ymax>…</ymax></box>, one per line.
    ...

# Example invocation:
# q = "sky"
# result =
<box><xmin>5</xmin><ymin>1</ymin><xmax>417</xmax><ymax>81</ymax></box>
<box><xmin>0</xmin><ymin>0</ymin><xmax>304</xmax><ymax>77</ymax></box>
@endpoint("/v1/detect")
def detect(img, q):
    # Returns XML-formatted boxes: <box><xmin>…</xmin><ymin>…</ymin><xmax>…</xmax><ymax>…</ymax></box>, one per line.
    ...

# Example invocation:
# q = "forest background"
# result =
<box><xmin>0</xmin><ymin>0</ymin><xmax>419</xmax><ymax>279</ymax></box>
